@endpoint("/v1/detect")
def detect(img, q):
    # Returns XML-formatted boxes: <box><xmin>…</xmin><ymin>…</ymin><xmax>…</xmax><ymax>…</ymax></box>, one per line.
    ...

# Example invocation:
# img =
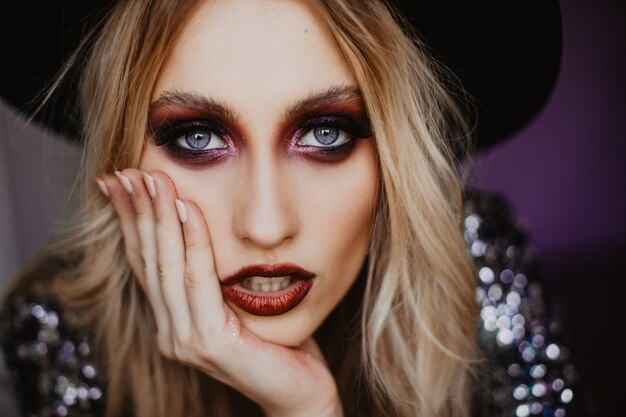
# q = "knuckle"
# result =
<box><xmin>189</xmin><ymin>344</ymin><xmax>209</xmax><ymax>364</ymax></box>
<box><xmin>155</xmin><ymin>213</ymin><xmax>167</xmax><ymax>225</ymax></box>
<box><xmin>186</xmin><ymin>240</ymin><xmax>208</xmax><ymax>253</ymax></box>
<box><xmin>134</xmin><ymin>204</ymin><xmax>150</xmax><ymax>217</ymax></box>
<box><xmin>184</xmin><ymin>334</ymin><xmax>215</xmax><ymax>364</ymax></box>
<box><xmin>183</xmin><ymin>270</ymin><xmax>199</xmax><ymax>289</ymax></box>
<box><xmin>157</xmin><ymin>262</ymin><xmax>170</xmax><ymax>277</ymax></box>
<box><xmin>196</xmin><ymin>336</ymin><xmax>216</xmax><ymax>359</ymax></box>
<box><xmin>140</xmin><ymin>253</ymin><xmax>152</xmax><ymax>272</ymax></box>
<box><xmin>159</xmin><ymin>332</ymin><xmax>216</xmax><ymax>367</ymax></box>
<box><xmin>124</xmin><ymin>243</ymin><xmax>139</xmax><ymax>261</ymax></box>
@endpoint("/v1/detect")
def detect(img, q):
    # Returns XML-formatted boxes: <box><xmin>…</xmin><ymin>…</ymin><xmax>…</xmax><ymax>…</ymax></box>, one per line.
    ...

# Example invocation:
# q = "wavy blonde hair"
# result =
<box><xmin>21</xmin><ymin>0</ymin><xmax>479</xmax><ymax>416</ymax></box>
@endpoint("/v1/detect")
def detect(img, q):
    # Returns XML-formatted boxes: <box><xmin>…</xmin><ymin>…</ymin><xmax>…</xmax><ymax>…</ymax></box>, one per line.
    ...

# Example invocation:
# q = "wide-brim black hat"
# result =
<box><xmin>0</xmin><ymin>0</ymin><xmax>562</xmax><ymax>152</ymax></box>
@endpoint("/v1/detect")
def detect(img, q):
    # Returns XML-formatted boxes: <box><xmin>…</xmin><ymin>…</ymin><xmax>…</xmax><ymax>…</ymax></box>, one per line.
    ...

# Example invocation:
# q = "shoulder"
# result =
<box><xmin>463</xmin><ymin>187</ymin><xmax>591</xmax><ymax>417</ymax></box>
<box><xmin>0</xmin><ymin>281</ymin><xmax>105</xmax><ymax>417</ymax></box>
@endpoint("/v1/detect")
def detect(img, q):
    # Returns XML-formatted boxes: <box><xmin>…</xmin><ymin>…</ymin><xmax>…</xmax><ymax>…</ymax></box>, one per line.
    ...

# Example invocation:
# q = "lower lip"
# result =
<box><xmin>221</xmin><ymin>279</ymin><xmax>314</xmax><ymax>316</ymax></box>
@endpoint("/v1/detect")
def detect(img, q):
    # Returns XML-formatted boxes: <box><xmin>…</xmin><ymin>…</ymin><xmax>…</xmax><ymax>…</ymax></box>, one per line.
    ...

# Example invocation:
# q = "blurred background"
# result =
<box><xmin>1</xmin><ymin>0</ymin><xmax>624</xmax><ymax>416</ymax></box>
<box><xmin>467</xmin><ymin>0</ymin><xmax>626</xmax><ymax>416</ymax></box>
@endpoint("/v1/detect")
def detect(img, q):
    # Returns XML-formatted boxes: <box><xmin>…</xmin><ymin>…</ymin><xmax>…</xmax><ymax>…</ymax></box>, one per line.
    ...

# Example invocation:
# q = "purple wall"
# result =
<box><xmin>469</xmin><ymin>0</ymin><xmax>626</xmax><ymax>415</ymax></box>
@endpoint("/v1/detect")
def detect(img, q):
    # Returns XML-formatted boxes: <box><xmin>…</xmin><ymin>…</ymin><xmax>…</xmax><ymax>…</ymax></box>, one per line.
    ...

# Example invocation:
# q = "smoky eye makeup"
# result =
<box><xmin>287</xmin><ymin>112</ymin><xmax>373</xmax><ymax>162</ymax></box>
<box><xmin>147</xmin><ymin>116</ymin><xmax>236</xmax><ymax>166</ymax></box>
<box><xmin>148</xmin><ymin>112</ymin><xmax>372</xmax><ymax>166</ymax></box>
<box><xmin>146</xmin><ymin>86</ymin><xmax>373</xmax><ymax>166</ymax></box>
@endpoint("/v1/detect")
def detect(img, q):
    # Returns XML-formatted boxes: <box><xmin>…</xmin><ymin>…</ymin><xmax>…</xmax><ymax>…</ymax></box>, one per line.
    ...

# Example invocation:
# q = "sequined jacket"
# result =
<box><xmin>0</xmin><ymin>188</ymin><xmax>591</xmax><ymax>417</ymax></box>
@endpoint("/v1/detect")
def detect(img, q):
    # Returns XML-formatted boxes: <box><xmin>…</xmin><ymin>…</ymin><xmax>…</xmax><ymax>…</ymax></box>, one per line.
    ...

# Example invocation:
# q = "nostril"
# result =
<box><xmin>240</xmin><ymin>220</ymin><xmax>295</xmax><ymax>249</ymax></box>
<box><xmin>233</xmin><ymin>196</ymin><xmax>297</xmax><ymax>248</ymax></box>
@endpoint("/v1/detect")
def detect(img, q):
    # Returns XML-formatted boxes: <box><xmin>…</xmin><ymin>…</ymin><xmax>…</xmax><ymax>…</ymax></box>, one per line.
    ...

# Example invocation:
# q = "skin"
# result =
<box><xmin>99</xmin><ymin>0</ymin><xmax>378</xmax><ymax>415</ymax></box>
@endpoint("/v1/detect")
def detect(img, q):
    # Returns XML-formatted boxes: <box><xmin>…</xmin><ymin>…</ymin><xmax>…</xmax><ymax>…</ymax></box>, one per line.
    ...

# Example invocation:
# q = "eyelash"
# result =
<box><xmin>294</xmin><ymin>115</ymin><xmax>370</xmax><ymax>150</ymax></box>
<box><xmin>149</xmin><ymin>115</ymin><xmax>371</xmax><ymax>163</ymax></box>
<box><xmin>150</xmin><ymin>119</ymin><xmax>231</xmax><ymax>164</ymax></box>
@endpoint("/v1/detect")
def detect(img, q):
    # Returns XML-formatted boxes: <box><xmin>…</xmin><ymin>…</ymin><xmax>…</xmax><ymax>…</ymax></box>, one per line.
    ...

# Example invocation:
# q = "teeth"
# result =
<box><xmin>241</xmin><ymin>276</ymin><xmax>292</xmax><ymax>292</ymax></box>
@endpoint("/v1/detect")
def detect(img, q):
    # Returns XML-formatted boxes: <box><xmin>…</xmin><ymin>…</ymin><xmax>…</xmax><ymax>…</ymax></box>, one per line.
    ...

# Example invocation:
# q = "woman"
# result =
<box><xmin>1</xmin><ymin>1</ymin><xmax>584</xmax><ymax>417</ymax></box>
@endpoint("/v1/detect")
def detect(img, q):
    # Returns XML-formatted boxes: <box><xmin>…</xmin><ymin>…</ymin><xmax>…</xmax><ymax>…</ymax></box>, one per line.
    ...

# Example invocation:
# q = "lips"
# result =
<box><xmin>220</xmin><ymin>263</ymin><xmax>315</xmax><ymax>316</ymax></box>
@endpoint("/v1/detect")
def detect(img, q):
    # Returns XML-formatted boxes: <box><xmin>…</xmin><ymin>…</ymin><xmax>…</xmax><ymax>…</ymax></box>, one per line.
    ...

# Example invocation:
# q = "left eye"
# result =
<box><xmin>297</xmin><ymin>126</ymin><xmax>351</xmax><ymax>148</ymax></box>
<box><xmin>175</xmin><ymin>130</ymin><xmax>227</xmax><ymax>150</ymax></box>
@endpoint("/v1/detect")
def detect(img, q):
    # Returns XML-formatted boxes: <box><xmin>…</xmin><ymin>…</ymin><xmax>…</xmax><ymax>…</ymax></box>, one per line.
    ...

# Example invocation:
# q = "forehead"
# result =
<box><xmin>154</xmin><ymin>0</ymin><xmax>356</xmax><ymax>116</ymax></box>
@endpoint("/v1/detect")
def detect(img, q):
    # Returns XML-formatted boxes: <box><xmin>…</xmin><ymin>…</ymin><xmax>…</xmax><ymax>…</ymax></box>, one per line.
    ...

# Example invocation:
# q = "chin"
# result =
<box><xmin>232</xmin><ymin>304</ymin><xmax>318</xmax><ymax>347</ymax></box>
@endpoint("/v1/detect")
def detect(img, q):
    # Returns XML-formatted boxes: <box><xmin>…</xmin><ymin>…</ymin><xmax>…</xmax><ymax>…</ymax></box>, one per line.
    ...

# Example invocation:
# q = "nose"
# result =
<box><xmin>233</xmin><ymin>153</ymin><xmax>297</xmax><ymax>249</ymax></box>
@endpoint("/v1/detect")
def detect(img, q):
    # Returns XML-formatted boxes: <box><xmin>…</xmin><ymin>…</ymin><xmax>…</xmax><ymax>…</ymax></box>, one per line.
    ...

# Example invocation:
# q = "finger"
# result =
<box><xmin>180</xmin><ymin>200</ymin><xmax>227</xmax><ymax>334</ymax></box>
<box><xmin>101</xmin><ymin>174</ymin><xmax>143</xmax><ymax>280</ymax></box>
<box><xmin>151</xmin><ymin>171</ymin><xmax>192</xmax><ymax>342</ymax></box>
<box><xmin>115</xmin><ymin>169</ymin><xmax>171</xmax><ymax>338</ymax></box>
<box><xmin>114</xmin><ymin>169</ymin><xmax>155</xmax><ymax>287</ymax></box>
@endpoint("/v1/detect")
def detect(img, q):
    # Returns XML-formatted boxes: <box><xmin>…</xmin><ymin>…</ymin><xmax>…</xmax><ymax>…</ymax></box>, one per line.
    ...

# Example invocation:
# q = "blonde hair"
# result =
<box><xmin>22</xmin><ymin>1</ymin><xmax>479</xmax><ymax>416</ymax></box>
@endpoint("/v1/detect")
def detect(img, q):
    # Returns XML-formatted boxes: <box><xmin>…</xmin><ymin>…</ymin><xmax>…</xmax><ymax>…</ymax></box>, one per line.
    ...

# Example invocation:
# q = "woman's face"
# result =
<box><xmin>140</xmin><ymin>0</ymin><xmax>379</xmax><ymax>346</ymax></box>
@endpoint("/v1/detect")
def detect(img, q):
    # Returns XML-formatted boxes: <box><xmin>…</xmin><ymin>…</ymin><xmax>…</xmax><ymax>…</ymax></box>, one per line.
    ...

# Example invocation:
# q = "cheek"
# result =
<box><xmin>168</xmin><ymin>169</ymin><xmax>238</xmax><ymax>263</ymax></box>
<box><xmin>139</xmin><ymin>145</ymin><xmax>236</xmax><ymax>247</ymax></box>
<box><xmin>293</xmin><ymin>146</ymin><xmax>379</xmax><ymax>275</ymax></box>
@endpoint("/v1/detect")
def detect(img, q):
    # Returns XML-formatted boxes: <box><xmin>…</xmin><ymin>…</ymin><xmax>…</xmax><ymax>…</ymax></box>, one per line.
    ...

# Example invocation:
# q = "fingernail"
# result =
<box><xmin>95</xmin><ymin>177</ymin><xmax>109</xmax><ymax>197</ymax></box>
<box><xmin>175</xmin><ymin>199</ymin><xmax>188</xmax><ymax>224</ymax></box>
<box><xmin>142</xmin><ymin>173</ymin><xmax>157</xmax><ymax>199</ymax></box>
<box><xmin>114</xmin><ymin>170</ymin><xmax>134</xmax><ymax>195</ymax></box>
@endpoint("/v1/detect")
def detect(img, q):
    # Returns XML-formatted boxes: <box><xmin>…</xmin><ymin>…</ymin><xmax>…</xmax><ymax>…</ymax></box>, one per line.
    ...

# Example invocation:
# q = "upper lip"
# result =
<box><xmin>221</xmin><ymin>263</ymin><xmax>315</xmax><ymax>286</ymax></box>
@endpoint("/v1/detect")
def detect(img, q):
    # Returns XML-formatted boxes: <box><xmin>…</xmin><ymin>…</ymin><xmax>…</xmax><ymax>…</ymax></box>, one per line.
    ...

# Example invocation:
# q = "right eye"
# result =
<box><xmin>296</xmin><ymin>126</ymin><xmax>352</xmax><ymax>148</ymax></box>
<box><xmin>175</xmin><ymin>130</ymin><xmax>228</xmax><ymax>151</ymax></box>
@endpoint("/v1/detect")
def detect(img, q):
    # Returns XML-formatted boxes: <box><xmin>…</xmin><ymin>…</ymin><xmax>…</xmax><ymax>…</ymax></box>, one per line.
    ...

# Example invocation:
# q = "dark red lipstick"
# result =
<box><xmin>220</xmin><ymin>263</ymin><xmax>315</xmax><ymax>316</ymax></box>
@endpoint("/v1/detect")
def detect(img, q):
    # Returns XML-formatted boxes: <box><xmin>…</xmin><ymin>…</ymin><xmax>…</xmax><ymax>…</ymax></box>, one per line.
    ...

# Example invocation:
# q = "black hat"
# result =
<box><xmin>0</xmin><ymin>0</ymin><xmax>562</xmax><ymax>152</ymax></box>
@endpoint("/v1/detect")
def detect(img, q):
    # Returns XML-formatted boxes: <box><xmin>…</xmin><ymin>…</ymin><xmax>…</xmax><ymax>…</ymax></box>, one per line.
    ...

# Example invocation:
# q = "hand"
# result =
<box><xmin>98</xmin><ymin>169</ymin><xmax>343</xmax><ymax>417</ymax></box>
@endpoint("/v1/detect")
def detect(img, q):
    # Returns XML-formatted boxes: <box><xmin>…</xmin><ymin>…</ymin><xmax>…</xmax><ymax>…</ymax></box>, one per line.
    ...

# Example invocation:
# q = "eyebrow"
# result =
<box><xmin>283</xmin><ymin>84</ymin><xmax>363</xmax><ymax>119</ymax></box>
<box><xmin>149</xmin><ymin>90</ymin><xmax>236</xmax><ymax>122</ymax></box>
<box><xmin>149</xmin><ymin>84</ymin><xmax>363</xmax><ymax>123</ymax></box>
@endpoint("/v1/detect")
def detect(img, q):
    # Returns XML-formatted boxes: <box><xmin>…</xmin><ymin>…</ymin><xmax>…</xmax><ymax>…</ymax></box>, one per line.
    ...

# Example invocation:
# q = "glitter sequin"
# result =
<box><xmin>464</xmin><ymin>188</ymin><xmax>590</xmax><ymax>417</ymax></box>
<box><xmin>0</xmin><ymin>295</ymin><xmax>104</xmax><ymax>416</ymax></box>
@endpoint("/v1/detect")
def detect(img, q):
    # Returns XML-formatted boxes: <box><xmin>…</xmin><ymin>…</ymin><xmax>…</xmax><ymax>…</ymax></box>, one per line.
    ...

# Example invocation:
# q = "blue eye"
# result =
<box><xmin>176</xmin><ymin>130</ymin><xmax>227</xmax><ymax>150</ymax></box>
<box><xmin>297</xmin><ymin>126</ymin><xmax>351</xmax><ymax>148</ymax></box>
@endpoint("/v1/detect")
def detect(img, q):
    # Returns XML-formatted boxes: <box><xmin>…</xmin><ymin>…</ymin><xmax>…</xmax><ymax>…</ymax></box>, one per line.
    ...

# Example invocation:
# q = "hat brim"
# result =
<box><xmin>393</xmin><ymin>0</ymin><xmax>562</xmax><ymax>150</ymax></box>
<box><xmin>1</xmin><ymin>0</ymin><xmax>562</xmax><ymax>152</ymax></box>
